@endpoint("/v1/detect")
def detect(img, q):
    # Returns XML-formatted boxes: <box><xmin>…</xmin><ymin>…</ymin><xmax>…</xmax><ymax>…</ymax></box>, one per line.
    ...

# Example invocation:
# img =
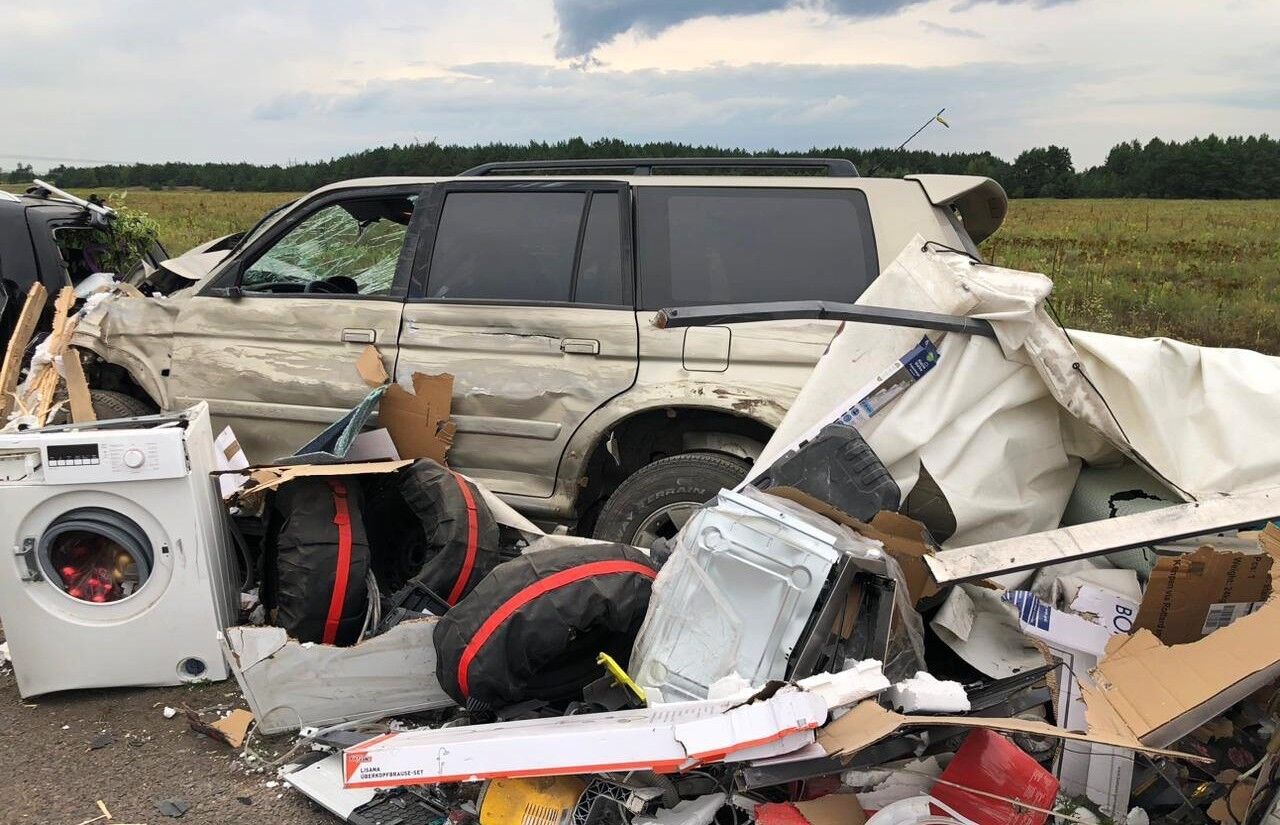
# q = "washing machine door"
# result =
<box><xmin>37</xmin><ymin>507</ymin><xmax>154</xmax><ymax>603</ymax></box>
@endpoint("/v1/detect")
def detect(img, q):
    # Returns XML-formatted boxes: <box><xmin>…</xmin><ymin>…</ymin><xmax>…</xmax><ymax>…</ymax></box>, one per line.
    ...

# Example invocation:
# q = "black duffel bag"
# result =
<box><xmin>434</xmin><ymin>542</ymin><xmax>658</xmax><ymax>708</ymax></box>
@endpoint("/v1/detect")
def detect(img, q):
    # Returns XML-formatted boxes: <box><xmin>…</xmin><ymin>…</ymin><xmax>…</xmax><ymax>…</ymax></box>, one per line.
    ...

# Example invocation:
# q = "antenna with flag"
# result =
<box><xmin>865</xmin><ymin>108</ymin><xmax>950</xmax><ymax>176</ymax></box>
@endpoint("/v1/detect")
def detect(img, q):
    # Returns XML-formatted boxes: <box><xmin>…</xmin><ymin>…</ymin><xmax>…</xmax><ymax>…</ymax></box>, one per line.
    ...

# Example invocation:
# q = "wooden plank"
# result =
<box><xmin>0</xmin><ymin>282</ymin><xmax>46</xmax><ymax>420</ymax></box>
<box><xmin>924</xmin><ymin>488</ymin><xmax>1280</xmax><ymax>584</ymax></box>
<box><xmin>33</xmin><ymin>287</ymin><xmax>76</xmax><ymax>426</ymax></box>
<box><xmin>63</xmin><ymin>347</ymin><xmax>96</xmax><ymax>423</ymax></box>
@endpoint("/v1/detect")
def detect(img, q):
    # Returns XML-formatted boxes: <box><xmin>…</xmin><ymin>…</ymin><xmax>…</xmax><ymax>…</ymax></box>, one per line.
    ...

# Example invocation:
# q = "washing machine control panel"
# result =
<box><xmin>39</xmin><ymin>429</ymin><xmax>188</xmax><ymax>484</ymax></box>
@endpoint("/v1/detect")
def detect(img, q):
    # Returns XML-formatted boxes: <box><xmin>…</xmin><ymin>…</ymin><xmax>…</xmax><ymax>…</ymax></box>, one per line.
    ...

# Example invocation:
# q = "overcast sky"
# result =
<box><xmin>2</xmin><ymin>0</ymin><xmax>1276</xmax><ymax>171</ymax></box>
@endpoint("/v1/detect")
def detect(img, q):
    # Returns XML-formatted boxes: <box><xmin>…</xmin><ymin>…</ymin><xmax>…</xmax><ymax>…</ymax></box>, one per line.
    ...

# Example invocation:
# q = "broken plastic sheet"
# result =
<box><xmin>754</xmin><ymin>239</ymin><xmax>1080</xmax><ymax>548</ymax></box>
<box><xmin>930</xmin><ymin>585</ymin><xmax>1045</xmax><ymax>679</ymax></box>
<box><xmin>759</xmin><ymin>235</ymin><xmax>1280</xmax><ymax>550</ymax></box>
<box><xmin>630</xmin><ymin>487</ymin><xmax>925</xmax><ymax>703</ymax></box>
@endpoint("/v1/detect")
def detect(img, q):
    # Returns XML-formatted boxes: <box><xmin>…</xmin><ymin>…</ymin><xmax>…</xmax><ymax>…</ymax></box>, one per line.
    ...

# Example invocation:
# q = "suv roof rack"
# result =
<box><xmin>458</xmin><ymin>157</ymin><xmax>859</xmax><ymax>177</ymax></box>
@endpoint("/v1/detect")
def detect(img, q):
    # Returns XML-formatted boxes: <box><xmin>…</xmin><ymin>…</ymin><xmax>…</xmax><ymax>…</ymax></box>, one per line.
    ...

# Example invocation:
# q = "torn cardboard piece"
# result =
<box><xmin>225</xmin><ymin>459</ymin><xmax>412</xmax><ymax>503</ymax></box>
<box><xmin>816</xmin><ymin>700</ymin><xmax>1203</xmax><ymax>763</ymax></box>
<box><xmin>185</xmin><ymin>707</ymin><xmax>254</xmax><ymax>749</ymax></box>
<box><xmin>222</xmin><ymin>619</ymin><xmax>454</xmax><ymax>735</ymax></box>
<box><xmin>357</xmin><ymin>344</ymin><xmax>455</xmax><ymax>464</ymax></box>
<box><xmin>1085</xmin><ymin>525</ymin><xmax>1280</xmax><ymax>748</ymax></box>
<box><xmin>380</xmin><ymin>372</ymin><xmax>456</xmax><ymax>465</ymax></box>
<box><xmin>755</xmin><ymin>794</ymin><xmax>868</xmax><ymax>825</ymax></box>
<box><xmin>356</xmin><ymin>345</ymin><xmax>390</xmax><ymax>387</ymax></box>
<box><xmin>924</xmin><ymin>487</ymin><xmax>1280</xmax><ymax>585</ymax></box>
<box><xmin>1134</xmin><ymin>544</ymin><xmax>1271</xmax><ymax>645</ymax></box>
<box><xmin>343</xmin><ymin>689</ymin><xmax>829</xmax><ymax>789</ymax></box>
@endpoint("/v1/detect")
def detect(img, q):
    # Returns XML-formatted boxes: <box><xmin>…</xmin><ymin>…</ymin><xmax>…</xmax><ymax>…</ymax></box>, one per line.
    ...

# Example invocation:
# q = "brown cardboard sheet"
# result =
<box><xmin>225</xmin><ymin>459</ymin><xmax>412</xmax><ymax>502</ymax></box>
<box><xmin>1134</xmin><ymin>544</ymin><xmax>1271</xmax><ymax>645</ymax></box>
<box><xmin>1084</xmin><ymin>525</ymin><xmax>1280</xmax><ymax>747</ymax></box>
<box><xmin>356</xmin><ymin>345</ymin><xmax>455</xmax><ymax>464</ymax></box>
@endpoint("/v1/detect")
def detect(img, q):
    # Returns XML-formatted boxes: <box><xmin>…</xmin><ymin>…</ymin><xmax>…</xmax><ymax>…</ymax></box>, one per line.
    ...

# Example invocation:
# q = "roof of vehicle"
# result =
<box><xmin>312</xmin><ymin>173</ymin><xmax>969</xmax><ymax>191</ymax></box>
<box><xmin>309</xmin><ymin>172</ymin><xmax>1008</xmax><ymax>242</ymax></box>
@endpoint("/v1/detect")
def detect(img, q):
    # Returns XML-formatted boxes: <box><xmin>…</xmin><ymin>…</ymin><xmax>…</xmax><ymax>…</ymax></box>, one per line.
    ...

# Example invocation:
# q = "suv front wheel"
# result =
<box><xmin>591</xmin><ymin>452</ymin><xmax>751</xmax><ymax>548</ymax></box>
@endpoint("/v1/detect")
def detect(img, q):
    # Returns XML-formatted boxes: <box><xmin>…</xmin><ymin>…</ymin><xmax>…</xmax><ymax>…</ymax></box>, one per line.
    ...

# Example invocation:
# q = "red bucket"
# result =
<box><xmin>931</xmin><ymin>729</ymin><xmax>1060</xmax><ymax>825</ymax></box>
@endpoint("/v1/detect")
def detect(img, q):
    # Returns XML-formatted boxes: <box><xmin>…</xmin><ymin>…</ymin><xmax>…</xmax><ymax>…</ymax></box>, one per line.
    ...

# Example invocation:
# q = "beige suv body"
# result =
<box><xmin>73</xmin><ymin>161</ymin><xmax>1006</xmax><ymax>543</ymax></box>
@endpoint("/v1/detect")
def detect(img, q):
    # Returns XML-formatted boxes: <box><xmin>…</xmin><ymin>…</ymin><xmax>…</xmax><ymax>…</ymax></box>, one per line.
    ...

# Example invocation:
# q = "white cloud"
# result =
<box><xmin>0</xmin><ymin>0</ymin><xmax>1275</xmax><ymax>171</ymax></box>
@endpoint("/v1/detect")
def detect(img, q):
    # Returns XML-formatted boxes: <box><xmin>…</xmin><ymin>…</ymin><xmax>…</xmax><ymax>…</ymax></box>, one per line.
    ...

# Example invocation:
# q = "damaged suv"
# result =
<box><xmin>72</xmin><ymin>158</ymin><xmax>1006</xmax><ymax>544</ymax></box>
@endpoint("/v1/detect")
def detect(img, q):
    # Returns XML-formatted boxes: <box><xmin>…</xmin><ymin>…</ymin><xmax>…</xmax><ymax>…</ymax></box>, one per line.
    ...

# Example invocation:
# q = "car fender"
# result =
<box><xmin>553</xmin><ymin>378</ymin><xmax>796</xmax><ymax>500</ymax></box>
<box><xmin>71</xmin><ymin>293</ymin><xmax>180</xmax><ymax>408</ymax></box>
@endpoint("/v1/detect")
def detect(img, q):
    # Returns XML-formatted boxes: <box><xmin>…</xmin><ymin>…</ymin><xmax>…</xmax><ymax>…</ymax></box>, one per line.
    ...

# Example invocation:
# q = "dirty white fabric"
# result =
<box><xmin>758</xmin><ymin>235</ymin><xmax>1280</xmax><ymax>548</ymax></box>
<box><xmin>757</xmin><ymin>240</ymin><xmax>1078</xmax><ymax>546</ymax></box>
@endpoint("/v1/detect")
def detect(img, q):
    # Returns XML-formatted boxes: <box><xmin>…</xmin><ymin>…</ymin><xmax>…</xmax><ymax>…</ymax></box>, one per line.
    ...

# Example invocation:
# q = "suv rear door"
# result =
<box><xmin>397</xmin><ymin>181</ymin><xmax>638</xmax><ymax>498</ymax></box>
<box><xmin>633</xmin><ymin>184</ymin><xmax>881</xmax><ymax>415</ymax></box>
<box><xmin>168</xmin><ymin>186</ymin><xmax>421</xmax><ymax>461</ymax></box>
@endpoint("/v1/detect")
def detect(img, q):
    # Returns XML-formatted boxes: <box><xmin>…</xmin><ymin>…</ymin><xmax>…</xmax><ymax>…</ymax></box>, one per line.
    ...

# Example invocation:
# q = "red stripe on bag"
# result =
<box><xmin>322</xmin><ymin>480</ymin><xmax>353</xmax><ymax>645</ymax></box>
<box><xmin>456</xmin><ymin>560</ymin><xmax>657</xmax><ymax>698</ymax></box>
<box><xmin>445</xmin><ymin>472</ymin><xmax>479</xmax><ymax>606</ymax></box>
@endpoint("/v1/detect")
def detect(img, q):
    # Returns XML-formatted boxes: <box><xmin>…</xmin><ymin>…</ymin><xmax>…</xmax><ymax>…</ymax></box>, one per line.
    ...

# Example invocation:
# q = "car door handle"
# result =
<box><xmin>341</xmin><ymin>328</ymin><xmax>377</xmax><ymax>344</ymax></box>
<box><xmin>561</xmin><ymin>338</ymin><xmax>601</xmax><ymax>355</ymax></box>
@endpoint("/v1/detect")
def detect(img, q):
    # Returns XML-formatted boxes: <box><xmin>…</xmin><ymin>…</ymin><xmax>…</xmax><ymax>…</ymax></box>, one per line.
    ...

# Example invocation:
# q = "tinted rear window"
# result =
<box><xmin>428</xmin><ymin>191</ymin><xmax>584</xmax><ymax>302</ymax></box>
<box><xmin>636</xmin><ymin>187</ymin><xmax>877</xmax><ymax>310</ymax></box>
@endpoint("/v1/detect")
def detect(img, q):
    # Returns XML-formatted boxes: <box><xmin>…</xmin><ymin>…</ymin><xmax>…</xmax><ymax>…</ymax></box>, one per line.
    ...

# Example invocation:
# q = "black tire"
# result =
<box><xmin>592</xmin><ymin>452</ymin><xmax>751</xmax><ymax>547</ymax></box>
<box><xmin>89</xmin><ymin>389</ymin><xmax>156</xmax><ymax>420</ymax></box>
<box><xmin>264</xmin><ymin>476</ymin><xmax>370</xmax><ymax>646</ymax></box>
<box><xmin>363</xmin><ymin>459</ymin><xmax>501</xmax><ymax>607</ymax></box>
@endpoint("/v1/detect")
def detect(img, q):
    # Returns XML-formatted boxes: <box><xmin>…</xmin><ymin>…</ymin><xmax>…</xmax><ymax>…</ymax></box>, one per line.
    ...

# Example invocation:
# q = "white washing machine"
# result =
<box><xmin>0</xmin><ymin>402</ymin><xmax>238</xmax><ymax>697</ymax></box>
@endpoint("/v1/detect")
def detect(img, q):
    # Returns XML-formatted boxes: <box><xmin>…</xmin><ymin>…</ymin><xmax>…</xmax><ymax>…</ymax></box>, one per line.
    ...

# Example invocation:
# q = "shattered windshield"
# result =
<box><xmin>242</xmin><ymin>196</ymin><xmax>414</xmax><ymax>295</ymax></box>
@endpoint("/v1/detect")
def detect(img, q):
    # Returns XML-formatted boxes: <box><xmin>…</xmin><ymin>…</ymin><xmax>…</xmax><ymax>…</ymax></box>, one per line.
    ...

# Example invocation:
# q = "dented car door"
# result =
<box><xmin>168</xmin><ymin>186</ymin><xmax>422</xmax><ymax>462</ymax></box>
<box><xmin>397</xmin><ymin>181</ymin><xmax>639</xmax><ymax>499</ymax></box>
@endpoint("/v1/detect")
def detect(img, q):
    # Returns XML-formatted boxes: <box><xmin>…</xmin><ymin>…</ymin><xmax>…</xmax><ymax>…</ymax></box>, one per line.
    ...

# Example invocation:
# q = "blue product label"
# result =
<box><xmin>1003</xmin><ymin>590</ymin><xmax>1054</xmax><ymax>631</ymax></box>
<box><xmin>902</xmin><ymin>337</ymin><xmax>941</xmax><ymax>380</ymax></box>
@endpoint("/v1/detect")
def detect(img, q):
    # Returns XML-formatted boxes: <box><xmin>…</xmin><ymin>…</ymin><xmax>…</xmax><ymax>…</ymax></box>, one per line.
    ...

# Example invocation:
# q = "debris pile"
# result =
<box><xmin>2</xmin><ymin>237</ymin><xmax>1280</xmax><ymax>824</ymax></box>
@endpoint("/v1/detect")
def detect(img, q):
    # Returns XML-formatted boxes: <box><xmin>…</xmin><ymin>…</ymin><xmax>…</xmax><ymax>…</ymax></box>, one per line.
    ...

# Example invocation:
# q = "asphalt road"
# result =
<box><xmin>0</xmin><ymin>632</ymin><xmax>333</xmax><ymax>825</ymax></box>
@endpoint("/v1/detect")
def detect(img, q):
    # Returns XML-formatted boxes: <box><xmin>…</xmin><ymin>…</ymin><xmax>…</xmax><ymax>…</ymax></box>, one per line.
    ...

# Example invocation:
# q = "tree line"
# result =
<box><xmin>4</xmin><ymin>133</ymin><xmax>1278</xmax><ymax>198</ymax></box>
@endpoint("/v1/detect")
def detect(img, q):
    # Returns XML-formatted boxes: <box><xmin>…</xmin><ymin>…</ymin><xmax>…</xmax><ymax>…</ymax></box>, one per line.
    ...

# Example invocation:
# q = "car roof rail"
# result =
<box><xmin>457</xmin><ymin>157</ymin><xmax>859</xmax><ymax>177</ymax></box>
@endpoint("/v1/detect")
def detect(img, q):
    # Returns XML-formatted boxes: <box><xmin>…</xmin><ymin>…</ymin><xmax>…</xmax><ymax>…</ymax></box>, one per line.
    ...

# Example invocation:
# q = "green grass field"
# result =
<box><xmin>10</xmin><ymin>187</ymin><xmax>1280</xmax><ymax>352</ymax></box>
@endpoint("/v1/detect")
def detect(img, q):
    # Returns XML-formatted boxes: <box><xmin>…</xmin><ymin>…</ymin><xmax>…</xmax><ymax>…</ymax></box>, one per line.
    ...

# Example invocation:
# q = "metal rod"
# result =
<box><xmin>653</xmin><ymin>300</ymin><xmax>997</xmax><ymax>339</ymax></box>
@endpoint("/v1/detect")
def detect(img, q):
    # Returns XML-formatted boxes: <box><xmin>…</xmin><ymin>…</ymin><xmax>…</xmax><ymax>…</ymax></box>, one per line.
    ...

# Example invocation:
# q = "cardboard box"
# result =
<box><xmin>1134</xmin><ymin>545</ymin><xmax>1271</xmax><ymax>645</ymax></box>
<box><xmin>1002</xmin><ymin>589</ymin><xmax>1134</xmax><ymax>818</ymax></box>
<box><xmin>1085</xmin><ymin>526</ymin><xmax>1280</xmax><ymax>748</ymax></box>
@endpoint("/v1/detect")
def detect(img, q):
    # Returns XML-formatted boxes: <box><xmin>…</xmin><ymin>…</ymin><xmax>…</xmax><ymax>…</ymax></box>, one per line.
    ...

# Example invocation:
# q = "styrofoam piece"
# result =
<box><xmin>632</xmin><ymin>487</ymin><xmax>882</xmax><ymax>703</ymax></box>
<box><xmin>886</xmin><ymin>671</ymin><xmax>970</xmax><ymax>713</ymax></box>
<box><xmin>796</xmin><ymin>659</ymin><xmax>890</xmax><ymax>710</ymax></box>
<box><xmin>342</xmin><ymin>689</ymin><xmax>828</xmax><ymax>789</ymax></box>
<box><xmin>707</xmin><ymin>672</ymin><xmax>757</xmax><ymax>701</ymax></box>
<box><xmin>846</xmin><ymin>756</ymin><xmax>947</xmax><ymax>812</ymax></box>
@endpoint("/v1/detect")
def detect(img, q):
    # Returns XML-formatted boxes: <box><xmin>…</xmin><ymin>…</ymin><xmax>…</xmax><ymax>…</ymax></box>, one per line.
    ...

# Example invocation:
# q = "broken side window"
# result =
<box><xmin>242</xmin><ymin>196</ymin><xmax>414</xmax><ymax>296</ymax></box>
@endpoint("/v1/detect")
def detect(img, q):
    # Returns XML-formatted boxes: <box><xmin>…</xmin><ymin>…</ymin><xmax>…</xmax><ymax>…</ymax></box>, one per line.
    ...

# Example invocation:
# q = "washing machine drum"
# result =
<box><xmin>38</xmin><ymin>507</ymin><xmax>154</xmax><ymax>603</ymax></box>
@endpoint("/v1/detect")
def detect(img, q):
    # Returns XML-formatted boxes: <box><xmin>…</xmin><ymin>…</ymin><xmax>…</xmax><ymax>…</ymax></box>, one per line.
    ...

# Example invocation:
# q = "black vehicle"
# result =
<box><xmin>0</xmin><ymin>182</ymin><xmax>168</xmax><ymax>345</ymax></box>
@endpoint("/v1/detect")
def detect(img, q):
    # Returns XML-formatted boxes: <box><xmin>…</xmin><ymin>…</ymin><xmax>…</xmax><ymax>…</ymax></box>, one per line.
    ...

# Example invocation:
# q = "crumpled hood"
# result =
<box><xmin>158</xmin><ymin>249</ymin><xmax>228</xmax><ymax>282</ymax></box>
